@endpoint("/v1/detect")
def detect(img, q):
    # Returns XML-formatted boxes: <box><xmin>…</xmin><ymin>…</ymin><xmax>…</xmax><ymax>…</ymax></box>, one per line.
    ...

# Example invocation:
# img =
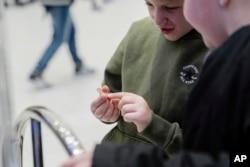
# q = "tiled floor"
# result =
<box><xmin>3</xmin><ymin>1</ymin><xmax>147</xmax><ymax>166</ymax></box>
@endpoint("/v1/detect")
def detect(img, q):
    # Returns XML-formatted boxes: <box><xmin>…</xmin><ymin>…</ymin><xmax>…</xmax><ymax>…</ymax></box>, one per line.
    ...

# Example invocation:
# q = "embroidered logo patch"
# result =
<box><xmin>180</xmin><ymin>65</ymin><xmax>199</xmax><ymax>84</ymax></box>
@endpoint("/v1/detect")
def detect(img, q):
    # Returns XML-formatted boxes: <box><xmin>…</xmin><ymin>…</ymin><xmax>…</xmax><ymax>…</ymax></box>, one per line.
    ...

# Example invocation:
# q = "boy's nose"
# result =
<box><xmin>154</xmin><ymin>10</ymin><xmax>167</xmax><ymax>26</ymax></box>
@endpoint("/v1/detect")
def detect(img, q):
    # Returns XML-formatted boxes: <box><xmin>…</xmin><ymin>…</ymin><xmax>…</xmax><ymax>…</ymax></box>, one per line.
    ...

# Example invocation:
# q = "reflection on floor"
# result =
<box><xmin>4</xmin><ymin>1</ymin><xmax>147</xmax><ymax>166</ymax></box>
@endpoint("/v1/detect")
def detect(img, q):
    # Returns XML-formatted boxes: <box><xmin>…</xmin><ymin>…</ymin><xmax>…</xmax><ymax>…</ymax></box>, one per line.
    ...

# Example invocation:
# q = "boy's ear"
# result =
<box><xmin>219</xmin><ymin>0</ymin><xmax>230</xmax><ymax>7</ymax></box>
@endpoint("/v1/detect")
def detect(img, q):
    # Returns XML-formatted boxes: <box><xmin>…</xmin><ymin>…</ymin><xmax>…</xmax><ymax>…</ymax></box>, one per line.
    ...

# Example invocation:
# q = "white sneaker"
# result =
<box><xmin>29</xmin><ymin>76</ymin><xmax>51</xmax><ymax>89</ymax></box>
<box><xmin>75</xmin><ymin>64</ymin><xmax>95</xmax><ymax>75</ymax></box>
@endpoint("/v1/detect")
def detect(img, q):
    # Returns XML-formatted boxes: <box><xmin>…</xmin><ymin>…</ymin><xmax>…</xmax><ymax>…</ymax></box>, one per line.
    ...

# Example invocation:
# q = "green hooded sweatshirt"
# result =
<box><xmin>101</xmin><ymin>17</ymin><xmax>209</xmax><ymax>156</ymax></box>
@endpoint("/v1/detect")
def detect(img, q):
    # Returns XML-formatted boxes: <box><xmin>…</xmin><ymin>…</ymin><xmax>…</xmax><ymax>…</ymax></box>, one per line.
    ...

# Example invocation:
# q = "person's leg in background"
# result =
<box><xmin>29</xmin><ymin>6</ymin><xmax>67</xmax><ymax>85</ymax></box>
<box><xmin>64</xmin><ymin>10</ymin><xmax>95</xmax><ymax>75</ymax></box>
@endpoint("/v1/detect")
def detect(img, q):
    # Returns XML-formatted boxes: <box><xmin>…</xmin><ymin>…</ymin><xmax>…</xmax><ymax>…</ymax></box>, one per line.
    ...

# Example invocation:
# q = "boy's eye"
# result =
<box><xmin>164</xmin><ymin>6</ymin><xmax>179</xmax><ymax>10</ymax></box>
<box><xmin>145</xmin><ymin>2</ymin><xmax>153</xmax><ymax>7</ymax></box>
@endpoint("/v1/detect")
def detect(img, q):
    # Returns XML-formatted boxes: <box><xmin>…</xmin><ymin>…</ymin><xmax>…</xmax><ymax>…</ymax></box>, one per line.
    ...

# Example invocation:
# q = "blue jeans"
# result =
<box><xmin>34</xmin><ymin>6</ymin><xmax>82</xmax><ymax>73</ymax></box>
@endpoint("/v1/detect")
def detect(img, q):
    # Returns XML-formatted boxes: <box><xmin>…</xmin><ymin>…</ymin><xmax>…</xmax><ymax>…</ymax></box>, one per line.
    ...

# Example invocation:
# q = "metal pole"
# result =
<box><xmin>0</xmin><ymin>0</ymin><xmax>19</xmax><ymax>166</ymax></box>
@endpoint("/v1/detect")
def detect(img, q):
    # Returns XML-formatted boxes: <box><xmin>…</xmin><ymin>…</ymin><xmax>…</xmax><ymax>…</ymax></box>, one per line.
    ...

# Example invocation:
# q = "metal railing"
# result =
<box><xmin>14</xmin><ymin>106</ymin><xmax>84</xmax><ymax>167</ymax></box>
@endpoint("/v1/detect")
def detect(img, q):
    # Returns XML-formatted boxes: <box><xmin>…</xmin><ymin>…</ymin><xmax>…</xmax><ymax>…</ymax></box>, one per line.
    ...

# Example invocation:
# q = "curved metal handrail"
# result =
<box><xmin>14</xmin><ymin>106</ymin><xmax>84</xmax><ymax>167</ymax></box>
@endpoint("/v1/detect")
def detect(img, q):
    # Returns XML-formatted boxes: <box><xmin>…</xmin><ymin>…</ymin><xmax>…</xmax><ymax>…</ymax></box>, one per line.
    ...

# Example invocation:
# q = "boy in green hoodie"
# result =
<box><xmin>90</xmin><ymin>0</ymin><xmax>209</xmax><ymax>156</ymax></box>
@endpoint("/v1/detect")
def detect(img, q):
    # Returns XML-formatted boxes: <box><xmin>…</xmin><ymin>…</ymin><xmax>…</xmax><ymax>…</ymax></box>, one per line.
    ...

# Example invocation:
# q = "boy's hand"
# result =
<box><xmin>90</xmin><ymin>85</ymin><xmax>120</xmax><ymax>122</ymax></box>
<box><xmin>61</xmin><ymin>152</ymin><xmax>93</xmax><ymax>167</ymax></box>
<box><xmin>108</xmin><ymin>92</ymin><xmax>152</xmax><ymax>132</ymax></box>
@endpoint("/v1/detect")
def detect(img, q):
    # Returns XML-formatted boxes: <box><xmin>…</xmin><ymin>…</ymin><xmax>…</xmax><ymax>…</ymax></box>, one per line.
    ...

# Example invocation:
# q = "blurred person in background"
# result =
<box><xmin>29</xmin><ymin>0</ymin><xmax>94</xmax><ymax>88</ymax></box>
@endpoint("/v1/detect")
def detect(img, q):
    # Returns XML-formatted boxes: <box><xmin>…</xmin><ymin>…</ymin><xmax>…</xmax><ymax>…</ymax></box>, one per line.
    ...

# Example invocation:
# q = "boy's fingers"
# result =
<box><xmin>102</xmin><ymin>85</ymin><xmax>110</xmax><ymax>93</ymax></box>
<box><xmin>108</xmin><ymin>92</ymin><xmax>131</xmax><ymax>99</ymax></box>
<box><xmin>110</xmin><ymin>99</ymin><xmax>120</xmax><ymax>105</ymax></box>
<box><xmin>97</xmin><ymin>86</ymin><xmax>111</xmax><ymax>96</ymax></box>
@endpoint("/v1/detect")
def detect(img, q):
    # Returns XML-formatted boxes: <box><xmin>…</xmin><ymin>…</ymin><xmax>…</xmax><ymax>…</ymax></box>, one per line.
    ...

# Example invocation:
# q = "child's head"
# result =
<box><xmin>183</xmin><ymin>0</ymin><xmax>250</xmax><ymax>49</ymax></box>
<box><xmin>145</xmin><ymin>0</ymin><xmax>193</xmax><ymax>41</ymax></box>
